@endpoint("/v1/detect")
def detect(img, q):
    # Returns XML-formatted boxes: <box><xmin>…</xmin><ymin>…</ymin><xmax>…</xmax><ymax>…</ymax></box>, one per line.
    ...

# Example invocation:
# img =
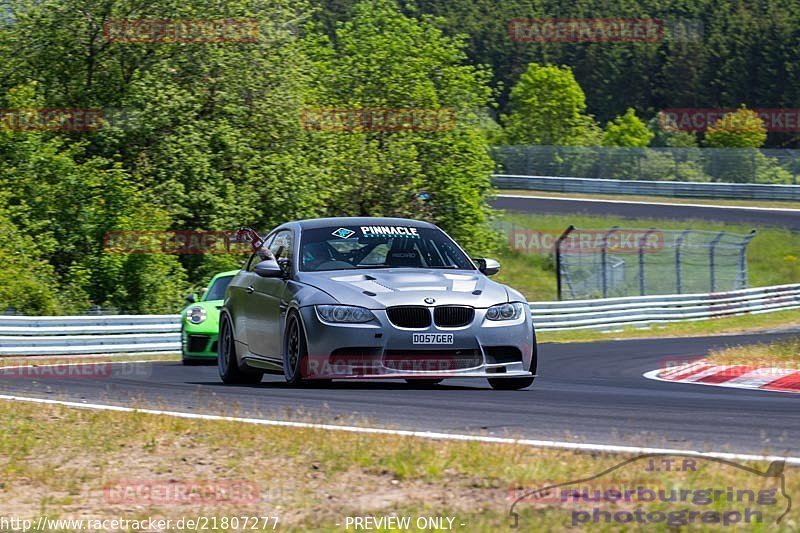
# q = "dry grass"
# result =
<box><xmin>706</xmin><ymin>337</ymin><xmax>800</xmax><ymax>368</ymax></box>
<box><xmin>0</xmin><ymin>399</ymin><xmax>798</xmax><ymax>531</ymax></box>
<box><xmin>496</xmin><ymin>189</ymin><xmax>800</xmax><ymax>211</ymax></box>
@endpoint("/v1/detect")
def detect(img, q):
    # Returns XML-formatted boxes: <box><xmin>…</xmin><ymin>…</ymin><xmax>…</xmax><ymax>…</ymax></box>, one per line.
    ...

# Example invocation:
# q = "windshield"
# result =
<box><xmin>299</xmin><ymin>225</ymin><xmax>475</xmax><ymax>272</ymax></box>
<box><xmin>203</xmin><ymin>275</ymin><xmax>234</xmax><ymax>301</ymax></box>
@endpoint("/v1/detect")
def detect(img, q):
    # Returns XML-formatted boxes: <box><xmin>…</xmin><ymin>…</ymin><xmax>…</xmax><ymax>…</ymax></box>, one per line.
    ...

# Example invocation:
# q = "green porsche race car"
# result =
<box><xmin>181</xmin><ymin>270</ymin><xmax>239</xmax><ymax>364</ymax></box>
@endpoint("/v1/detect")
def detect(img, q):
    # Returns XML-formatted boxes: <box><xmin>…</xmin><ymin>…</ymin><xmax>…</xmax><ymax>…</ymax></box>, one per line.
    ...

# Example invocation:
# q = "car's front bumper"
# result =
<box><xmin>181</xmin><ymin>329</ymin><xmax>220</xmax><ymax>359</ymax></box>
<box><xmin>297</xmin><ymin>306</ymin><xmax>535</xmax><ymax>380</ymax></box>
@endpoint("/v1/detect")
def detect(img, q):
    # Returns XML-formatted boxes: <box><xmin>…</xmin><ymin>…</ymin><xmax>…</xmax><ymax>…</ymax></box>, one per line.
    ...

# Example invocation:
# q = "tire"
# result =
<box><xmin>218</xmin><ymin>313</ymin><xmax>263</xmax><ymax>385</ymax></box>
<box><xmin>488</xmin><ymin>330</ymin><xmax>537</xmax><ymax>391</ymax></box>
<box><xmin>404</xmin><ymin>378</ymin><xmax>443</xmax><ymax>387</ymax></box>
<box><xmin>182</xmin><ymin>357</ymin><xmax>215</xmax><ymax>366</ymax></box>
<box><xmin>488</xmin><ymin>376</ymin><xmax>535</xmax><ymax>390</ymax></box>
<box><xmin>283</xmin><ymin>312</ymin><xmax>309</xmax><ymax>385</ymax></box>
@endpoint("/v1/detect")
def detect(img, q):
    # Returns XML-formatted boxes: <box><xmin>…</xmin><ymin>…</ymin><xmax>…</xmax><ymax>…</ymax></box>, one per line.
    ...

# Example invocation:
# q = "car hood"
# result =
<box><xmin>295</xmin><ymin>269</ymin><xmax>510</xmax><ymax>309</ymax></box>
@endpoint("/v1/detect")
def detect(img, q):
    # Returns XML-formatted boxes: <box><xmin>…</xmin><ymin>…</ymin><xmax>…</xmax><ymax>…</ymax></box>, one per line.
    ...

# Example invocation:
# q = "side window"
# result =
<box><xmin>269</xmin><ymin>230</ymin><xmax>293</xmax><ymax>261</ymax></box>
<box><xmin>245</xmin><ymin>233</ymin><xmax>277</xmax><ymax>272</ymax></box>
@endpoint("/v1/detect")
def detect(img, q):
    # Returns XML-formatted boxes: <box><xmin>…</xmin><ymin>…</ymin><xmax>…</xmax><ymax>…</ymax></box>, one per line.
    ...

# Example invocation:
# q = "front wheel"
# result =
<box><xmin>218</xmin><ymin>314</ymin><xmax>262</xmax><ymax>385</ymax></box>
<box><xmin>488</xmin><ymin>335</ymin><xmax>536</xmax><ymax>390</ymax></box>
<box><xmin>284</xmin><ymin>313</ymin><xmax>309</xmax><ymax>385</ymax></box>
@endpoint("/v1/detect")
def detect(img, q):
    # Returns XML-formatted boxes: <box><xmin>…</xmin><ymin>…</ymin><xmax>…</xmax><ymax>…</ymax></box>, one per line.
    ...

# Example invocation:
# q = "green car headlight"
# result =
<box><xmin>485</xmin><ymin>302</ymin><xmax>525</xmax><ymax>321</ymax></box>
<box><xmin>188</xmin><ymin>306</ymin><xmax>207</xmax><ymax>324</ymax></box>
<box><xmin>316</xmin><ymin>305</ymin><xmax>375</xmax><ymax>324</ymax></box>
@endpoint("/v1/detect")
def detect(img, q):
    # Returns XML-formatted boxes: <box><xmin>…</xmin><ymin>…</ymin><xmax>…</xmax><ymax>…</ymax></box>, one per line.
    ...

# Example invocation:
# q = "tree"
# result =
<box><xmin>305</xmin><ymin>0</ymin><xmax>498</xmax><ymax>252</ymax></box>
<box><xmin>701</xmin><ymin>107</ymin><xmax>789</xmax><ymax>184</ymax></box>
<box><xmin>502</xmin><ymin>63</ymin><xmax>599</xmax><ymax>146</ymax></box>
<box><xmin>602</xmin><ymin>108</ymin><xmax>653</xmax><ymax>147</ymax></box>
<box><xmin>704</xmin><ymin>107</ymin><xmax>767</xmax><ymax>148</ymax></box>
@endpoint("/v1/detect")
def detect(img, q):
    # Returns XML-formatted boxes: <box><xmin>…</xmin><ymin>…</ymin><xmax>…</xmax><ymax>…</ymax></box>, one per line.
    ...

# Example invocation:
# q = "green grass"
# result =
<box><xmin>492</xmin><ymin>212</ymin><xmax>800</xmax><ymax>302</ymax></box>
<box><xmin>0</xmin><ymin>399</ymin><xmax>798</xmax><ymax>531</ymax></box>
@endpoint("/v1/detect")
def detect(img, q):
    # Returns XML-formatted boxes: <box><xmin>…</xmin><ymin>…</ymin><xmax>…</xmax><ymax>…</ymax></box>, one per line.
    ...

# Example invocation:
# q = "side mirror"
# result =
<box><xmin>475</xmin><ymin>258</ymin><xmax>500</xmax><ymax>277</ymax></box>
<box><xmin>184</xmin><ymin>293</ymin><xmax>197</xmax><ymax>304</ymax></box>
<box><xmin>254</xmin><ymin>258</ymin><xmax>284</xmax><ymax>278</ymax></box>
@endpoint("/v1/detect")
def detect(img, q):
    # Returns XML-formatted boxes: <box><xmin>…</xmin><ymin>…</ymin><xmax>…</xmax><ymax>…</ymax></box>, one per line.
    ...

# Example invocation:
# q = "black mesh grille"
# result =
<box><xmin>386</xmin><ymin>306</ymin><xmax>431</xmax><ymax>328</ymax></box>
<box><xmin>383</xmin><ymin>350</ymin><xmax>482</xmax><ymax>371</ymax></box>
<box><xmin>434</xmin><ymin>306</ymin><xmax>475</xmax><ymax>327</ymax></box>
<box><xmin>187</xmin><ymin>335</ymin><xmax>210</xmax><ymax>353</ymax></box>
<box><xmin>484</xmin><ymin>346</ymin><xmax>523</xmax><ymax>364</ymax></box>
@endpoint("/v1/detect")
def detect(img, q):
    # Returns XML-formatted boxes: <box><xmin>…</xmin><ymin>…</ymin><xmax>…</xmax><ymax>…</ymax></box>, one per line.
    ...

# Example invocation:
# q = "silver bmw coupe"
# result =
<box><xmin>218</xmin><ymin>217</ymin><xmax>536</xmax><ymax>389</ymax></box>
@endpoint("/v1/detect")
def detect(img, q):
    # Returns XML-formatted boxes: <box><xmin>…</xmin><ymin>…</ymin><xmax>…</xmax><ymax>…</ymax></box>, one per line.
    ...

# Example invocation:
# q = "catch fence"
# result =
<box><xmin>492</xmin><ymin>145</ymin><xmax>800</xmax><ymax>185</ymax></box>
<box><xmin>554</xmin><ymin>226</ymin><xmax>756</xmax><ymax>300</ymax></box>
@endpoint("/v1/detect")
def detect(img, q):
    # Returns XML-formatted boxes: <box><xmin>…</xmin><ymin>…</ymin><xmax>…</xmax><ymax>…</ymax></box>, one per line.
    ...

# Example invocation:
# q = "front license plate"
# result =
<box><xmin>412</xmin><ymin>333</ymin><xmax>454</xmax><ymax>345</ymax></box>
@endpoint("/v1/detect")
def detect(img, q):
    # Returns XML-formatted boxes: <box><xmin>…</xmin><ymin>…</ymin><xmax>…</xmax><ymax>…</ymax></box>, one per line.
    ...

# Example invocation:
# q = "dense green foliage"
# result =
<box><xmin>602</xmin><ymin>109</ymin><xmax>653</xmax><ymax>148</ymax></box>
<box><xmin>0</xmin><ymin>0</ymin><xmax>797</xmax><ymax>314</ymax></box>
<box><xmin>502</xmin><ymin>63</ymin><xmax>599</xmax><ymax>146</ymax></box>
<box><xmin>704</xmin><ymin>108</ymin><xmax>768</xmax><ymax>149</ymax></box>
<box><xmin>317</xmin><ymin>0</ymin><xmax>800</xmax><ymax>148</ymax></box>
<box><xmin>0</xmin><ymin>0</ymin><xmax>496</xmax><ymax>313</ymax></box>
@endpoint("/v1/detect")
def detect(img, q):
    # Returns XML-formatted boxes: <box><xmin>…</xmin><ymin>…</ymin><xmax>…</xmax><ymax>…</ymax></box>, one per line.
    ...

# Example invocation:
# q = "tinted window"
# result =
<box><xmin>299</xmin><ymin>224</ymin><xmax>474</xmax><ymax>272</ymax></box>
<box><xmin>203</xmin><ymin>275</ymin><xmax>234</xmax><ymax>301</ymax></box>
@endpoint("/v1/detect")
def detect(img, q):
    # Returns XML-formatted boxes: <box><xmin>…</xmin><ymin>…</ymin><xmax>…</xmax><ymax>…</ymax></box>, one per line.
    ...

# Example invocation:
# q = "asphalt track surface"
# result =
<box><xmin>492</xmin><ymin>195</ymin><xmax>800</xmax><ymax>230</ymax></box>
<box><xmin>1</xmin><ymin>331</ymin><xmax>798</xmax><ymax>457</ymax></box>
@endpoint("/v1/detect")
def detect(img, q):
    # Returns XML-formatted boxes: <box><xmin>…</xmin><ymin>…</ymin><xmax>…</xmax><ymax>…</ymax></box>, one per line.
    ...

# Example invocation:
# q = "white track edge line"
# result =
<box><xmin>643</xmin><ymin>368</ymin><xmax>800</xmax><ymax>396</ymax></box>
<box><xmin>1</xmin><ymin>392</ymin><xmax>798</xmax><ymax>466</ymax></box>
<box><xmin>496</xmin><ymin>194</ymin><xmax>800</xmax><ymax>213</ymax></box>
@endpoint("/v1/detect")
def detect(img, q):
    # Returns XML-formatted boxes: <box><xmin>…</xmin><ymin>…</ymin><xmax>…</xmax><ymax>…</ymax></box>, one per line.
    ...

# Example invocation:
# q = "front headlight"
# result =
<box><xmin>187</xmin><ymin>306</ymin><xmax>207</xmax><ymax>324</ymax></box>
<box><xmin>316</xmin><ymin>305</ymin><xmax>375</xmax><ymax>323</ymax></box>
<box><xmin>485</xmin><ymin>302</ymin><xmax>525</xmax><ymax>321</ymax></box>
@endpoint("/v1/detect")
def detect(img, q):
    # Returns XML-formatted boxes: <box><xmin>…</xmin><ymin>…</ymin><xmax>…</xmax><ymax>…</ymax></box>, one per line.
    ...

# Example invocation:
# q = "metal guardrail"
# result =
<box><xmin>531</xmin><ymin>283</ymin><xmax>800</xmax><ymax>331</ymax></box>
<box><xmin>493</xmin><ymin>175</ymin><xmax>800</xmax><ymax>201</ymax></box>
<box><xmin>1</xmin><ymin>284</ymin><xmax>798</xmax><ymax>355</ymax></box>
<box><xmin>0</xmin><ymin>316</ymin><xmax>181</xmax><ymax>356</ymax></box>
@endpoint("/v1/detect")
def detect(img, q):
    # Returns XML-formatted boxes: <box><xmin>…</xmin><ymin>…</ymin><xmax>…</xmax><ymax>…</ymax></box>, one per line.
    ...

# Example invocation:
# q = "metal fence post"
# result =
<box><xmin>736</xmin><ymin>230</ymin><xmax>757</xmax><ymax>290</ymax></box>
<box><xmin>638</xmin><ymin>228</ymin><xmax>658</xmax><ymax>296</ymax></box>
<box><xmin>711</xmin><ymin>149</ymin><xmax>718</xmax><ymax>181</ymax></box>
<box><xmin>600</xmin><ymin>227</ymin><xmax>620</xmax><ymax>298</ymax></box>
<box><xmin>525</xmin><ymin>146</ymin><xmax>532</xmax><ymax>175</ymax></box>
<box><xmin>675</xmin><ymin>229</ymin><xmax>692</xmax><ymax>294</ymax></box>
<box><xmin>637</xmin><ymin>148</ymin><xmax>643</xmax><ymax>180</ymax></box>
<box><xmin>555</xmin><ymin>225</ymin><xmax>576</xmax><ymax>301</ymax></box>
<box><xmin>709</xmin><ymin>231</ymin><xmax>726</xmax><ymax>292</ymax></box>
